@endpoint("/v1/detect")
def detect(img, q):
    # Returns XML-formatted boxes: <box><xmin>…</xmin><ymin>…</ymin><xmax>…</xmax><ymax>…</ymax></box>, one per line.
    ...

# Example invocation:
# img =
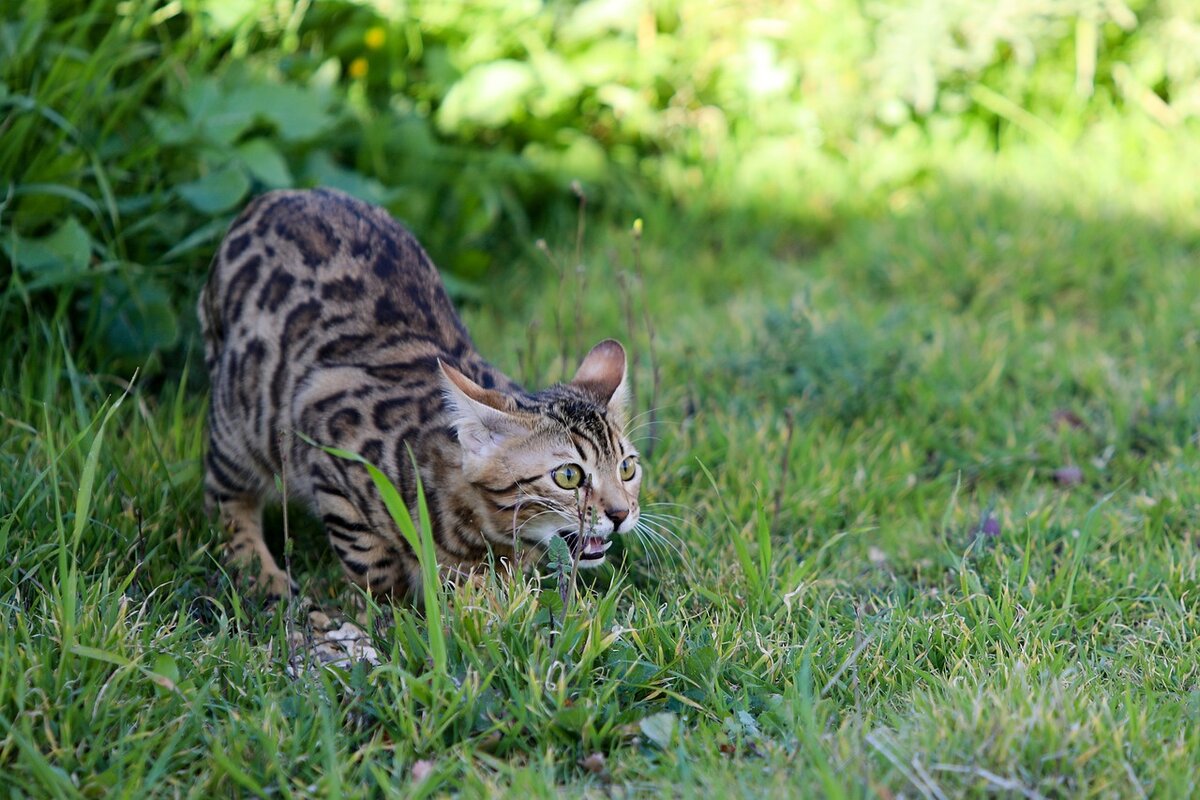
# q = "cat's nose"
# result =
<box><xmin>605</xmin><ymin>507</ymin><xmax>629</xmax><ymax>528</ymax></box>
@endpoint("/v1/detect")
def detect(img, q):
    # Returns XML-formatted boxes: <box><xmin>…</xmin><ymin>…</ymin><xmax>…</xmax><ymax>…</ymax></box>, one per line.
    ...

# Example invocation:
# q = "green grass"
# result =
<box><xmin>5</xmin><ymin>2</ymin><xmax>1200</xmax><ymax>794</ymax></box>
<box><xmin>4</xmin><ymin>120</ymin><xmax>1200</xmax><ymax>796</ymax></box>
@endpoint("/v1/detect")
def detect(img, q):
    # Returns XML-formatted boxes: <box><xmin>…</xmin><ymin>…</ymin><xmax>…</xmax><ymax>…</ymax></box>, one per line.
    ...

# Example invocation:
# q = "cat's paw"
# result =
<box><xmin>249</xmin><ymin>569</ymin><xmax>300</xmax><ymax>603</ymax></box>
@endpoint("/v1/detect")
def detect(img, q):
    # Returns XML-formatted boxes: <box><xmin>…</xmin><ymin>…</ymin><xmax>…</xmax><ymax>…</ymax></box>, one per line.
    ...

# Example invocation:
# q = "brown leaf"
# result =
<box><xmin>1054</xmin><ymin>465</ymin><xmax>1084</xmax><ymax>487</ymax></box>
<box><xmin>1052</xmin><ymin>409</ymin><xmax>1087</xmax><ymax>431</ymax></box>
<box><xmin>579</xmin><ymin>752</ymin><xmax>606</xmax><ymax>774</ymax></box>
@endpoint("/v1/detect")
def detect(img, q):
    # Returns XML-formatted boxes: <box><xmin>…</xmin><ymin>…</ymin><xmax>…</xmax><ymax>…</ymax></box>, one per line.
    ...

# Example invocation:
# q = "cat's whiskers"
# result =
<box><xmin>621</xmin><ymin>399</ymin><xmax>686</xmax><ymax>432</ymax></box>
<box><xmin>636</xmin><ymin>521</ymin><xmax>699</xmax><ymax>581</ymax></box>
<box><xmin>641</xmin><ymin>503</ymin><xmax>695</xmax><ymax>523</ymax></box>
<box><xmin>638</xmin><ymin>511</ymin><xmax>689</xmax><ymax>536</ymax></box>
<box><xmin>625</xmin><ymin>420</ymin><xmax>681</xmax><ymax>439</ymax></box>
<box><xmin>500</xmin><ymin>488</ymin><xmax>576</xmax><ymax>542</ymax></box>
<box><xmin>630</xmin><ymin>523</ymin><xmax>681</xmax><ymax>576</ymax></box>
<box><xmin>636</xmin><ymin>518</ymin><xmax>685</xmax><ymax>554</ymax></box>
<box><xmin>639</xmin><ymin>514</ymin><xmax>690</xmax><ymax>538</ymax></box>
<box><xmin>631</xmin><ymin>519</ymin><xmax>683</xmax><ymax>560</ymax></box>
<box><xmin>513</xmin><ymin>508</ymin><xmax>574</xmax><ymax>543</ymax></box>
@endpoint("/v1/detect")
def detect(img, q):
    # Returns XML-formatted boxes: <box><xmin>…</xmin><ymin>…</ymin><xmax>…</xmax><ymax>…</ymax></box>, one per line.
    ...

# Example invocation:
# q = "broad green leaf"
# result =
<box><xmin>437</xmin><ymin>60</ymin><xmax>536</xmax><ymax>132</ymax></box>
<box><xmin>144</xmin><ymin>109</ymin><xmax>193</xmax><ymax>146</ymax></box>
<box><xmin>570</xmin><ymin>39</ymin><xmax>637</xmax><ymax>86</ymax></box>
<box><xmin>178</xmin><ymin>165</ymin><xmax>250</xmax><ymax>214</ymax></box>
<box><xmin>224</xmin><ymin>83</ymin><xmax>334</xmax><ymax>142</ymax></box>
<box><xmin>4</xmin><ymin>216</ymin><xmax>91</xmax><ymax>276</ymax></box>
<box><xmin>555</xmin><ymin>705</ymin><xmax>591</xmax><ymax>733</ymax></box>
<box><xmin>181</xmin><ymin>78</ymin><xmax>255</xmax><ymax>146</ymax></box>
<box><xmin>202</xmin><ymin>0</ymin><xmax>259</xmax><ymax>31</ymax></box>
<box><xmin>152</xmin><ymin>654</ymin><xmax>180</xmax><ymax>685</ymax></box>
<box><xmin>545</xmin><ymin>533</ymin><xmax>572</xmax><ymax>572</ymax></box>
<box><xmin>181</xmin><ymin>76</ymin><xmax>221</xmax><ymax>120</ymax></box>
<box><xmin>150</xmin><ymin>654</ymin><xmax>180</xmax><ymax>691</ymax></box>
<box><xmin>304</xmin><ymin>151</ymin><xmax>391</xmax><ymax>205</ymax></box>
<box><xmin>735</xmin><ymin>710</ymin><xmax>761</xmax><ymax>738</ymax></box>
<box><xmin>70</xmin><ymin>645</ymin><xmax>132</xmax><ymax>668</ymax></box>
<box><xmin>528</xmin><ymin>51</ymin><xmax>582</xmax><ymax>118</ymax></box>
<box><xmin>162</xmin><ymin>218</ymin><xmax>228</xmax><ymax>261</ymax></box>
<box><xmin>639</xmin><ymin>712</ymin><xmax>677</xmax><ymax>749</ymax></box>
<box><xmin>523</xmin><ymin>135</ymin><xmax>607</xmax><ymax>185</ymax></box>
<box><xmin>236</xmin><ymin>138</ymin><xmax>293</xmax><ymax>188</ymax></box>
<box><xmin>96</xmin><ymin>276</ymin><xmax>179</xmax><ymax>358</ymax></box>
<box><xmin>560</xmin><ymin>0</ymin><xmax>641</xmax><ymax>43</ymax></box>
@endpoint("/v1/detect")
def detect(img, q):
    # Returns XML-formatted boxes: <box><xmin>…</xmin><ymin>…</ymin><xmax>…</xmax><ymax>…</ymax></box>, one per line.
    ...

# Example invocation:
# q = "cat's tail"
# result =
<box><xmin>197</xmin><ymin>252</ymin><xmax>225</xmax><ymax>378</ymax></box>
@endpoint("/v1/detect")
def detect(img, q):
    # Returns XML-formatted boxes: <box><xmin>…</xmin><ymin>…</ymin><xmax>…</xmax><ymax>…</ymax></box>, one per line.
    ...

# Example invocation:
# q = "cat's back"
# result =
<box><xmin>200</xmin><ymin>188</ymin><xmax>472</xmax><ymax>363</ymax></box>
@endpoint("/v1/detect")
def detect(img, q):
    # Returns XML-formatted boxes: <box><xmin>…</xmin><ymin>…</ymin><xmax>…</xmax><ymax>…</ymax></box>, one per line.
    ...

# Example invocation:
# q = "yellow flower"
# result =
<box><xmin>348</xmin><ymin>57</ymin><xmax>368</xmax><ymax>79</ymax></box>
<box><xmin>364</xmin><ymin>26</ymin><xmax>386</xmax><ymax>50</ymax></box>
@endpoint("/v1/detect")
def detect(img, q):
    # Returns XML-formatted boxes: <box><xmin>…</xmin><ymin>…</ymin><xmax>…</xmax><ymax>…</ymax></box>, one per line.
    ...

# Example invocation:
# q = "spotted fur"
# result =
<box><xmin>199</xmin><ymin>188</ymin><xmax>642</xmax><ymax>598</ymax></box>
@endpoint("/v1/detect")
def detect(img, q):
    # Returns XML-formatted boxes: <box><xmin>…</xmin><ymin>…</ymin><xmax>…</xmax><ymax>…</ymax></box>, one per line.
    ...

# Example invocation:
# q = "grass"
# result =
<box><xmin>5</xmin><ymin>111</ymin><xmax>1200</xmax><ymax>797</ymax></box>
<box><xmin>6</xmin><ymin>0</ymin><xmax>1200</xmax><ymax>795</ymax></box>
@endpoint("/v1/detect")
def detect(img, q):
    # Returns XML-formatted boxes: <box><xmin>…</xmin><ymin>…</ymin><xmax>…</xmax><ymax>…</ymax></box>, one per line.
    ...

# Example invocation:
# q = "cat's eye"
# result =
<box><xmin>619</xmin><ymin>456</ymin><xmax>638</xmax><ymax>481</ymax></box>
<box><xmin>552</xmin><ymin>463</ymin><xmax>585</xmax><ymax>490</ymax></box>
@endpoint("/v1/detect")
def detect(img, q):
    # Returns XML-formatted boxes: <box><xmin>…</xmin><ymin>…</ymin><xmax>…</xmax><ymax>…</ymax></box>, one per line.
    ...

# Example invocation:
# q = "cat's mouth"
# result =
<box><xmin>557</xmin><ymin>529</ymin><xmax>612</xmax><ymax>566</ymax></box>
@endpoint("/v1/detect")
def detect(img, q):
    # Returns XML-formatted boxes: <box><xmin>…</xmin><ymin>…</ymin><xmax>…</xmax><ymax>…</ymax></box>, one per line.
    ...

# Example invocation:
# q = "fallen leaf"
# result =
<box><xmin>1052</xmin><ymin>409</ymin><xmax>1087</xmax><ymax>431</ymax></box>
<box><xmin>579</xmin><ymin>752</ymin><xmax>606</xmax><ymax>773</ymax></box>
<box><xmin>1054</xmin><ymin>466</ymin><xmax>1084</xmax><ymax>487</ymax></box>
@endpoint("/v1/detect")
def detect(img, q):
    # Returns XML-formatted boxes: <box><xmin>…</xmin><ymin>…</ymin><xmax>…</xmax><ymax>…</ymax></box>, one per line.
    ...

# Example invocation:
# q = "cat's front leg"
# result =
<box><xmin>219</xmin><ymin>495</ymin><xmax>298</xmax><ymax>600</ymax></box>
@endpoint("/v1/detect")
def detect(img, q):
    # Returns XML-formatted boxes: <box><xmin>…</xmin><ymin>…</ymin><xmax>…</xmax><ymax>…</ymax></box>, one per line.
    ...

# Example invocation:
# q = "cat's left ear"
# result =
<box><xmin>572</xmin><ymin>339</ymin><xmax>629</xmax><ymax>421</ymax></box>
<box><xmin>439</xmin><ymin>361</ymin><xmax>528</xmax><ymax>462</ymax></box>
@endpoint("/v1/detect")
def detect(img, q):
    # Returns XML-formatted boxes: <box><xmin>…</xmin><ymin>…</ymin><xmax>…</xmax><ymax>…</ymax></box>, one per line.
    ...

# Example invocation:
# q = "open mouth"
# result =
<box><xmin>558</xmin><ymin>530</ymin><xmax>612</xmax><ymax>564</ymax></box>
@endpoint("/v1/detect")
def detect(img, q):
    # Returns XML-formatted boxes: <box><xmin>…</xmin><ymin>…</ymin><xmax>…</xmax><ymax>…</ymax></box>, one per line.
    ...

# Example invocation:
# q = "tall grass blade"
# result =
<box><xmin>697</xmin><ymin>458</ymin><xmax>760</xmax><ymax>597</ymax></box>
<box><xmin>295</xmin><ymin>432</ymin><xmax>447</xmax><ymax>677</ymax></box>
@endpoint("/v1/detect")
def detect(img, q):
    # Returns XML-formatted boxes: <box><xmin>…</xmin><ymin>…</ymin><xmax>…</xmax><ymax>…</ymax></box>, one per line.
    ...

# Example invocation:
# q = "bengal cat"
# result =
<box><xmin>199</xmin><ymin>188</ymin><xmax>642</xmax><ymax>599</ymax></box>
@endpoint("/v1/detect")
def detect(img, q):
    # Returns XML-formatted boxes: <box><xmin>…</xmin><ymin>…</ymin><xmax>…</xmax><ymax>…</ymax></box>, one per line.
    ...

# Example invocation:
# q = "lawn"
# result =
<box><xmin>4</xmin><ymin>1</ymin><xmax>1200</xmax><ymax>797</ymax></box>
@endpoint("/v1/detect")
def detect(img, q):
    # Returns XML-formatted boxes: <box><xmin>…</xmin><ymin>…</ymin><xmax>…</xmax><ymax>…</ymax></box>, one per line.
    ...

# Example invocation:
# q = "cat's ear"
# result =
<box><xmin>572</xmin><ymin>339</ymin><xmax>629</xmax><ymax>420</ymax></box>
<box><xmin>439</xmin><ymin>361</ymin><xmax>527</xmax><ymax>460</ymax></box>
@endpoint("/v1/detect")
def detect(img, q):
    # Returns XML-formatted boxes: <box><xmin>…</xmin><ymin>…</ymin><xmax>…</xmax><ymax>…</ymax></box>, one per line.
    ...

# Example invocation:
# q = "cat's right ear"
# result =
<box><xmin>438</xmin><ymin>361</ymin><xmax>527</xmax><ymax>460</ymax></box>
<box><xmin>572</xmin><ymin>339</ymin><xmax>630</xmax><ymax>421</ymax></box>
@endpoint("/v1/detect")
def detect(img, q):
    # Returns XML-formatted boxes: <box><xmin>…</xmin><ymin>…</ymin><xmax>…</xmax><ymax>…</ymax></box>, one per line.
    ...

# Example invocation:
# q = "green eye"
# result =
<box><xmin>552</xmin><ymin>463</ymin><xmax>585</xmax><ymax>490</ymax></box>
<box><xmin>619</xmin><ymin>456</ymin><xmax>638</xmax><ymax>481</ymax></box>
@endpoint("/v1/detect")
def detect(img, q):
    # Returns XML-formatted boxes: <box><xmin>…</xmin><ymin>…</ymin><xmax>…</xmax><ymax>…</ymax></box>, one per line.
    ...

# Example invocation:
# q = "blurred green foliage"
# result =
<box><xmin>2</xmin><ymin>0</ymin><xmax>1199</xmax><ymax>369</ymax></box>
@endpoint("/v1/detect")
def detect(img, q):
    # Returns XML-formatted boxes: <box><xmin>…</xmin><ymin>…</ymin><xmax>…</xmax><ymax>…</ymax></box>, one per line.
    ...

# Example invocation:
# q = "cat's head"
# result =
<box><xmin>440</xmin><ymin>340</ymin><xmax>642</xmax><ymax>567</ymax></box>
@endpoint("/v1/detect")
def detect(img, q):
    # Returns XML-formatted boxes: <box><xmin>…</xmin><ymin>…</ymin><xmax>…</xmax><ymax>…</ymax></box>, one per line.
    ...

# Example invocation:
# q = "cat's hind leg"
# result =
<box><xmin>219</xmin><ymin>494</ymin><xmax>297</xmax><ymax>600</ymax></box>
<box><xmin>312</xmin><ymin>479</ymin><xmax>408</xmax><ymax>597</ymax></box>
<box><xmin>204</xmin><ymin>436</ymin><xmax>296</xmax><ymax>599</ymax></box>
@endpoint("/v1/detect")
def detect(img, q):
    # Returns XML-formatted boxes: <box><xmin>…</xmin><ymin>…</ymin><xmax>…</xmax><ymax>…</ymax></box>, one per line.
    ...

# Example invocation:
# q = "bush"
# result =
<box><xmin>3</xmin><ymin>0</ymin><xmax>1198</xmax><ymax>369</ymax></box>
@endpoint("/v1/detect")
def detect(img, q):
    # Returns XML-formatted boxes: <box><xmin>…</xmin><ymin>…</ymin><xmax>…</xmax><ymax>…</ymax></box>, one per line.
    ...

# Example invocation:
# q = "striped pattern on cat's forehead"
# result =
<box><xmin>530</xmin><ymin>386</ymin><xmax>625</xmax><ymax>462</ymax></box>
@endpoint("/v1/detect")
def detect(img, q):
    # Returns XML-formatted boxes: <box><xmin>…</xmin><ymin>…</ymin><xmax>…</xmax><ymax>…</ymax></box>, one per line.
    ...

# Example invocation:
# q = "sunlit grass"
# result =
<box><xmin>4</xmin><ymin>0</ymin><xmax>1200</xmax><ymax>793</ymax></box>
<box><xmin>4</xmin><ymin>127</ymin><xmax>1200</xmax><ymax>795</ymax></box>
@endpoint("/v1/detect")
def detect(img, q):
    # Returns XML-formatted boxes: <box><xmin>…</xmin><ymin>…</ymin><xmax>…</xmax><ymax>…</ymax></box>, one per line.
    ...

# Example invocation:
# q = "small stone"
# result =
<box><xmin>579</xmin><ymin>752</ymin><xmax>606</xmax><ymax>774</ymax></box>
<box><xmin>1054</xmin><ymin>466</ymin><xmax>1084</xmax><ymax>487</ymax></box>
<box><xmin>1133</xmin><ymin>493</ymin><xmax>1158</xmax><ymax>510</ymax></box>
